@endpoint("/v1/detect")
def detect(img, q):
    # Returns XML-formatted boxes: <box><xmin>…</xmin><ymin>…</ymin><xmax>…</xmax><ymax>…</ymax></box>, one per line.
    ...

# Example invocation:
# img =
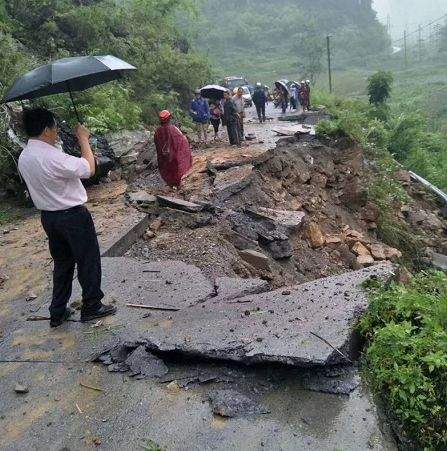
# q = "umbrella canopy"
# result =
<box><xmin>3</xmin><ymin>55</ymin><xmax>136</xmax><ymax>103</ymax></box>
<box><xmin>200</xmin><ymin>84</ymin><xmax>227</xmax><ymax>100</ymax></box>
<box><xmin>275</xmin><ymin>80</ymin><xmax>290</xmax><ymax>95</ymax></box>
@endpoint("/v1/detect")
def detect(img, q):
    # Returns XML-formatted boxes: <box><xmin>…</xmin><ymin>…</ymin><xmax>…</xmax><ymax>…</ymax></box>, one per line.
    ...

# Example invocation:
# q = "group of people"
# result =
<box><xmin>16</xmin><ymin>75</ymin><xmax>311</xmax><ymax>328</ymax></box>
<box><xmin>275</xmin><ymin>81</ymin><xmax>311</xmax><ymax>114</ymax></box>
<box><xmin>189</xmin><ymin>87</ymin><xmax>246</xmax><ymax>147</ymax></box>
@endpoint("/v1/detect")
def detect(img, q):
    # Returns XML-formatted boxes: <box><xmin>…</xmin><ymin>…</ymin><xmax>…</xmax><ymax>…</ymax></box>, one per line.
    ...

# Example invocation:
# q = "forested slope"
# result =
<box><xmin>196</xmin><ymin>0</ymin><xmax>389</xmax><ymax>82</ymax></box>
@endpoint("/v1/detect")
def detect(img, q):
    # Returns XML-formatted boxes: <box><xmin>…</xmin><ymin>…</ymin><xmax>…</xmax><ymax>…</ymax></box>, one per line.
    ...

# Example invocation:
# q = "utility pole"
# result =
<box><xmin>387</xmin><ymin>14</ymin><xmax>391</xmax><ymax>34</ymax></box>
<box><xmin>418</xmin><ymin>24</ymin><xmax>422</xmax><ymax>61</ymax></box>
<box><xmin>326</xmin><ymin>35</ymin><xmax>332</xmax><ymax>94</ymax></box>
<box><xmin>404</xmin><ymin>30</ymin><xmax>408</xmax><ymax>68</ymax></box>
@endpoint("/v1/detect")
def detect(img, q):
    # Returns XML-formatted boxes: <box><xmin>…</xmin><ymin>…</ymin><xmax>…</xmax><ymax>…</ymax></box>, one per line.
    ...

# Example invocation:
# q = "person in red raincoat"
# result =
<box><xmin>154</xmin><ymin>110</ymin><xmax>192</xmax><ymax>189</ymax></box>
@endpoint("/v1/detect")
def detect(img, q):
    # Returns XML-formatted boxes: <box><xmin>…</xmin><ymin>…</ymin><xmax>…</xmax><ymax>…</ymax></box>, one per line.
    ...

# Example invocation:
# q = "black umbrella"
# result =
<box><xmin>200</xmin><ymin>84</ymin><xmax>227</xmax><ymax>100</ymax></box>
<box><xmin>275</xmin><ymin>80</ymin><xmax>290</xmax><ymax>96</ymax></box>
<box><xmin>2</xmin><ymin>55</ymin><xmax>136</xmax><ymax>122</ymax></box>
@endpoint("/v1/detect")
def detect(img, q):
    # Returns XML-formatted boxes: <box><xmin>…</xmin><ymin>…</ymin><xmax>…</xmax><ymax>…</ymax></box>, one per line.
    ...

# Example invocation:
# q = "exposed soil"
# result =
<box><xmin>127</xmin><ymin>123</ymin><xmax>447</xmax><ymax>288</ymax></box>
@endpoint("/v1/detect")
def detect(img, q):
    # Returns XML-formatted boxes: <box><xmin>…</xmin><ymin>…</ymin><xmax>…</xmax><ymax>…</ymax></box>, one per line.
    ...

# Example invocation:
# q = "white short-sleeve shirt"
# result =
<box><xmin>18</xmin><ymin>139</ymin><xmax>91</xmax><ymax>211</ymax></box>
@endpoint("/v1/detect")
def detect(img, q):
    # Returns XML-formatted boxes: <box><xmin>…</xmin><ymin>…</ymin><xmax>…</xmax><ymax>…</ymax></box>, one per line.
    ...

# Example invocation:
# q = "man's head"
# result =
<box><xmin>237</xmin><ymin>87</ymin><xmax>244</xmax><ymax>97</ymax></box>
<box><xmin>224</xmin><ymin>90</ymin><xmax>231</xmax><ymax>100</ymax></box>
<box><xmin>194</xmin><ymin>89</ymin><xmax>202</xmax><ymax>99</ymax></box>
<box><xmin>23</xmin><ymin>108</ymin><xmax>58</xmax><ymax>145</ymax></box>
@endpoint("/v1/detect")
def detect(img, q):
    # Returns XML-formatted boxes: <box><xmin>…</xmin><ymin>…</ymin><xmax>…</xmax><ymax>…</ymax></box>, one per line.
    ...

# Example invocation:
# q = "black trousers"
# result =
<box><xmin>41</xmin><ymin>205</ymin><xmax>104</xmax><ymax>318</ymax></box>
<box><xmin>226</xmin><ymin>122</ymin><xmax>240</xmax><ymax>145</ymax></box>
<box><xmin>255</xmin><ymin>104</ymin><xmax>266</xmax><ymax>122</ymax></box>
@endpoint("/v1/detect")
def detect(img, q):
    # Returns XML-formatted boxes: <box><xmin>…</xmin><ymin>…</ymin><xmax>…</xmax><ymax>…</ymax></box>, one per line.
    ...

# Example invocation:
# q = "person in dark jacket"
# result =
<box><xmin>252</xmin><ymin>82</ymin><xmax>267</xmax><ymax>123</ymax></box>
<box><xmin>223</xmin><ymin>90</ymin><xmax>241</xmax><ymax>147</ymax></box>
<box><xmin>189</xmin><ymin>89</ymin><xmax>210</xmax><ymax>144</ymax></box>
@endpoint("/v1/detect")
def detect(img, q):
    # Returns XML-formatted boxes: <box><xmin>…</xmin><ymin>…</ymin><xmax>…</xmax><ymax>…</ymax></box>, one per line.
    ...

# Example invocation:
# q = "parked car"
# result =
<box><xmin>221</xmin><ymin>76</ymin><xmax>249</xmax><ymax>91</ymax></box>
<box><xmin>233</xmin><ymin>86</ymin><xmax>253</xmax><ymax>107</ymax></box>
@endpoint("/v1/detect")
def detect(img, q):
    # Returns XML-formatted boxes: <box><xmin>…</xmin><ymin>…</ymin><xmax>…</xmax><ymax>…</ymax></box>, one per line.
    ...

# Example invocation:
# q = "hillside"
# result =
<box><xmin>196</xmin><ymin>0</ymin><xmax>389</xmax><ymax>83</ymax></box>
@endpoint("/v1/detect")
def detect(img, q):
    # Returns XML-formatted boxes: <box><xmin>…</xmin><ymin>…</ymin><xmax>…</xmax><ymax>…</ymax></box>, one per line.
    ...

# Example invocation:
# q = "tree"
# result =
<box><xmin>295</xmin><ymin>25</ymin><xmax>325</xmax><ymax>84</ymax></box>
<box><xmin>367</xmin><ymin>71</ymin><xmax>393</xmax><ymax>105</ymax></box>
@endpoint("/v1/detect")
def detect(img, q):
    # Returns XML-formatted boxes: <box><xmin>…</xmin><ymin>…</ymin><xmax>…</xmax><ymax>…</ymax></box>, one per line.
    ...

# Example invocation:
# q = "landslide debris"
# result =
<box><xmin>126</xmin><ymin>133</ymin><xmax>446</xmax><ymax>288</ymax></box>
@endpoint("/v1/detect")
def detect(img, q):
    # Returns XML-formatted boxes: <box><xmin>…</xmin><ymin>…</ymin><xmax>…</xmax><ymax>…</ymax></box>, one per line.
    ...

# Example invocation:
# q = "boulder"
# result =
<box><xmin>264</xmin><ymin>239</ymin><xmax>293</xmax><ymax>260</ymax></box>
<box><xmin>384</xmin><ymin>247</ymin><xmax>403</xmax><ymax>261</ymax></box>
<box><xmin>325</xmin><ymin>235</ymin><xmax>342</xmax><ymax>244</ymax></box>
<box><xmin>304</xmin><ymin>222</ymin><xmax>325</xmax><ymax>248</ymax></box>
<box><xmin>370</xmin><ymin>244</ymin><xmax>386</xmax><ymax>261</ymax></box>
<box><xmin>356</xmin><ymin>255</ymin><xmax>375</xmax><ymax>266</ymax></box>
<box><xmin>106</xmin><ymin>130</ymin><xmax>150</xmax><ymax>158</ymax></box>
<box><xmin>351</xmin><ymin>242</ymin><xmax>371</xmax><ymax>257</ymax></box>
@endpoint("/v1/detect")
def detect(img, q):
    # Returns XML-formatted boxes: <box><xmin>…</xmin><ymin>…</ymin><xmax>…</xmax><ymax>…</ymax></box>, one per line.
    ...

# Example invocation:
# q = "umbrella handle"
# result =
<box><xmin>66</xmin><ymin>81</ymin><xmax>82</xmax><ymax>123</ymax></box>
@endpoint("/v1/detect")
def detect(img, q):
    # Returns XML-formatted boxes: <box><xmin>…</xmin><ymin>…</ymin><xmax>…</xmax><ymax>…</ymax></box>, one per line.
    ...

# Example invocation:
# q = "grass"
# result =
<box><xmin>0</xmin><ymin>203</ymin><xmax>23</xmax><ymax>226</ymax></box>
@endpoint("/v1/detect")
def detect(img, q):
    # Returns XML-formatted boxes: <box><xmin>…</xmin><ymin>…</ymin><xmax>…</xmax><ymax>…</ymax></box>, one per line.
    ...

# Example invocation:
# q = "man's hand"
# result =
<box><xmin>75</xmin><ymin>123</ymin><xmax>95</xmax><ymax>176</ymax></box>
<box><xmin>75</xmin><ymin>123</ymin><xmax>91</xmax><ymax>144</ymax></box>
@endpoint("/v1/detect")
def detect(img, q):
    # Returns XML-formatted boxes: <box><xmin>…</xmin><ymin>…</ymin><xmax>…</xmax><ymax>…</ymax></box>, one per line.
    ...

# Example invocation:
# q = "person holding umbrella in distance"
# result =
<box><xmin>4</xmin><ymin>54</ymin><xmax>136</xmax><ymax>327</ymax></box>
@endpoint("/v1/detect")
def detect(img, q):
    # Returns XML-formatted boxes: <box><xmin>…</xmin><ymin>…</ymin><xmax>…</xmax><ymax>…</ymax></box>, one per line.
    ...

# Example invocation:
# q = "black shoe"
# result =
<box><xmin>50</xmin><ymin>308</ymin><xmax>74</xmax><ymax>328</ymax></box>
<box><xmin>81</xmin><ymin>304</ymin><xmax>117</xmax><ymax>323</ymax></box>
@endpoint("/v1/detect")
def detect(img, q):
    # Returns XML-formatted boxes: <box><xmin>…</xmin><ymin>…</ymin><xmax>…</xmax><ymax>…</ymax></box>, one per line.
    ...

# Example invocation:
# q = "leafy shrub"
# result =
<box><xmin>367</xmin><ymin>71</ymin><xmax>393</xmax><ymax>105</ymax></box>
<box><xmin>359</xmin><ymin>272</ymin><xmax>447</xmax><ymax>449</ymax></box>
<box><xmin>40</xmin><ymin>84</ymin><xmax>142</xmax><ymax>134</ymax></box>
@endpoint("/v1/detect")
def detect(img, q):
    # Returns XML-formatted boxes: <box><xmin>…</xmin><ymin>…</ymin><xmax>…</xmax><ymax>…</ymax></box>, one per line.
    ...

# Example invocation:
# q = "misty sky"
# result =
<box><xmin>373</xmin><ymin>0</ymin><xmax>447</xmax><ymax>38</ymax></box>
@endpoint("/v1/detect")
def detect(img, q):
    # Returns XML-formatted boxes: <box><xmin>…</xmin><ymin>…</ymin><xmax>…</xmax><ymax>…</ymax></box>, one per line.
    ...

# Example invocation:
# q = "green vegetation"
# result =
<box><xmin>0</xmin><ymin>0</ymin><xmax>210</xmax><ymax>194</ymax></box>
<box><xmin>359</xmin><ymin>271</ymin><xmax>447</xmax><ymax>449</ymax></box>
<box><xmin>196</xmin><ymin>0</ymin><xmax>389</xmax><ymax>84</ymax></box>
<box><xmin>315</xmin><ymin>69</ymin><xmax>447</xmax><ymax>194</ymax></box>
<box><xmin>0</xmin><ymin>203</ymin><xmax>23</xmax><ymax>226</ymax></box>
<box><xmin>315</xmin><ymin>87</ymin><xmax>425</xmax><ymax>257</ymax></box>
<box><xmin>2</xmin><ymin>0</ymin><xmax>210</xmax><ymax>126</ymax></box>
<box><xmin>367</xmin><ymin>71</ymin><xmax>393</xmax><ymax>105</ymax></box>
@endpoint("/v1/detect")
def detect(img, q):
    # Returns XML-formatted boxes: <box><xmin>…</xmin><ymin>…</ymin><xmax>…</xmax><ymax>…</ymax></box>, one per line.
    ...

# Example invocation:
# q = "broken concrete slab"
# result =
<box><xmin>245</xmin><ymin>207</ymin><xmax>306</xmax><ymax>234</ymax></box>
<box><xmin>125</xmin><ymin>345</ymin><xmax>168</xmax><ymax>378</ymax></box>
<box><xmin>272</xmin><ymin>124</ymin><xmax>314</xmax><ymax>136</ymax></box>
<box><xmin>156</xmin><ymin>195</ymin><xmax>204</xmax><ymax>213</ymax></box>
<box><xmin>141</xmin><ymin>264</ymin><xmax>394</xmax><ymax>367</ymax></box>
<box><xmin>208</xmin><ymin>389</ymin><xmax>269</xmax><ymax>417</ymax></box>
<box><xmin>239</xmin><ymin>249</ymin><xmax>270</xmax><ymax>271</ymax></box>
<box><xmin>213</xmin><ymin>277</ymin><xmax>270</xmax><ymax>303</ymax></box>
<box><xmin>300</xmin><ymin>366</ymin><xmax>360</xmax><ymax>395</ymax></box>
<box><xmin>83</xmin><ymin>257</ymin><xmax>215</xmax><ymax>309</ymax></box>
<box><xmin>127</xmin><ymin>191</ymin><xmax>157</xmax><ymax>206</ymax></box>
<box><xmin>213</xmin><ymin>165</ymin><xmax>254</xmax><ymax>201</ymax></box>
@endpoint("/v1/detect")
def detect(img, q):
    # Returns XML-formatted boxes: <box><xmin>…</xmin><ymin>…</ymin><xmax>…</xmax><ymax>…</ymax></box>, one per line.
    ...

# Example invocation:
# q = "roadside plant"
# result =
<box><xmin>367</xmin><ymin>71</ymin><xmax>393</xmax><ymax>105</ymax></box>
<box><xmin>359</xmin><ymin>272</ymin><xmax>447</xmax><ymax>449</ymax></box>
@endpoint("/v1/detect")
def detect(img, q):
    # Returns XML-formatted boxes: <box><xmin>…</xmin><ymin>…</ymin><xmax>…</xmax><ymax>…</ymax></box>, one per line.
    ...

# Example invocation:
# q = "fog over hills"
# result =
<box><xmin>373</xmin><ymin>0</ymin><xmax>447</xmax><ymax>38</ymax></box>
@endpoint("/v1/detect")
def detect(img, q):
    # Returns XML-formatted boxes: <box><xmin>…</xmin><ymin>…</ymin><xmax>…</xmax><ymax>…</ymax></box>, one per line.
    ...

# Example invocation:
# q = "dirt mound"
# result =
<box><xmin>128</xmin><ymin>133</ymin><xmax>447</xmax><ymax>287</ymax></box>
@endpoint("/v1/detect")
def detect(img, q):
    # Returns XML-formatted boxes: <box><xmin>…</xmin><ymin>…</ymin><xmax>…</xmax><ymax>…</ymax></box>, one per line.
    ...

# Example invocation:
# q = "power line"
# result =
<box><xmin>392</xmin><ymin>13</ymin><xmax>447</xmax><ymax>45</ymax></box>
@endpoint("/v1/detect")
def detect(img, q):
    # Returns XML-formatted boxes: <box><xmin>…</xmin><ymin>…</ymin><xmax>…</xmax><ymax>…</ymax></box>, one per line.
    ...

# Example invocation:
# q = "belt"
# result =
<box><xmin>41</xmin><ymin>205</ymin><xmax>85</xmax><ymax>214</ymax></box>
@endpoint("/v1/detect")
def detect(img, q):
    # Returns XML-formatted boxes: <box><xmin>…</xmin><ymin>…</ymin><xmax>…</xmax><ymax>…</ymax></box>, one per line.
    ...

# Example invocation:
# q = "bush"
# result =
<box><xmin>367</xmin><ymin>71</ymin><xmax>393</xmax><ymax>105</ymax></box>
<box><xmin>359</xmin><ymin>272</ymin><xmax>447</xmax><ymax>449</ymax></box>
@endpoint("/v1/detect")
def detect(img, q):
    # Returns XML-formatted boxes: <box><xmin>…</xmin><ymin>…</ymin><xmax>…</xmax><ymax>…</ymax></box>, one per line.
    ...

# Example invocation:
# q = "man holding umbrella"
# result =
<box><xmin>18</xmin><ymin>108</ymin><xmax>116</xmax><ymax>327</ymax></box>
<box><xmin>3</xmin><ymin>55</ymin><xmax>136</xmax><ymax>327</ymax></box>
